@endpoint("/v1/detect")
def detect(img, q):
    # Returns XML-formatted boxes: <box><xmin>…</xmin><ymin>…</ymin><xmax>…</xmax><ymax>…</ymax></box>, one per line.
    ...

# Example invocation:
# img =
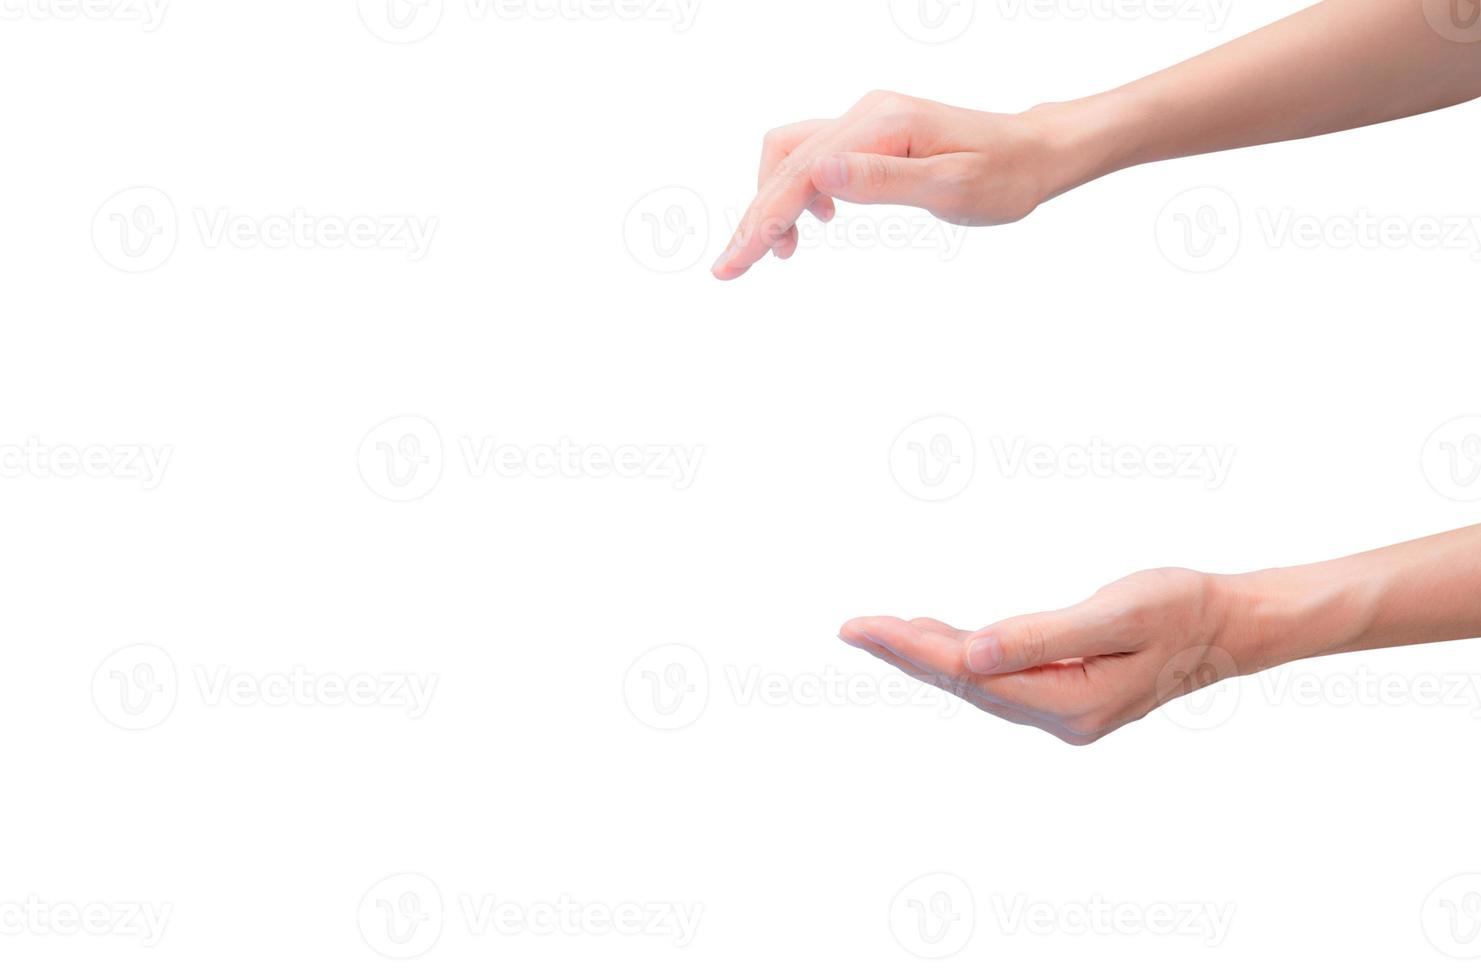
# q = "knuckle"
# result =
<box><xmin>863</xmin><ymin>155</ymin><xmax>894</xmax><ymax>191</ymax></box>
<box><xmin>1013</xmin><ymin>622</ymin><xmax>1050</xmax><ymax>665</ymax></box>
<box><xmin>1107</xmin><ymin>602</ymin><xmax>1151</xmax><ymax>645</ymax></box>
<box><xmin>860</xmin><ymin>89</ymin><xmax>913</xmax><ymax>114</ymax></box>
<box><xmin>770</xmin><ymin>154</ymin><xmax>809</xmax><ymax>184</ymax></box>
<box><xmin>1095</xmin><ymin>582</ymin><xmax>1155</xmax><ymax>631</ymax></box>
<box><xmin>756</xmin><ymin>215</ymin><xmax>792</xmax><ymax>244</ymax></box>
<box><xmin>1097</xmin><ymin>566</ymin><xmax>1213</xmax><ymax>643</ymax></box>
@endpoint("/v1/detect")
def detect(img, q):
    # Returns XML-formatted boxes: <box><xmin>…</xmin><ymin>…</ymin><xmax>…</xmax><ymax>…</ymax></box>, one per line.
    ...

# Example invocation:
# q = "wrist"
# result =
<box><xmin>1212</xmin><ymin>563</ymin><xmax>1384</xmax><ymax>675</ymax></box>
<box><xmin>1017</xmin><ymin>89</ymin><xmax>1152</xmax><ymax>204</ymax></box>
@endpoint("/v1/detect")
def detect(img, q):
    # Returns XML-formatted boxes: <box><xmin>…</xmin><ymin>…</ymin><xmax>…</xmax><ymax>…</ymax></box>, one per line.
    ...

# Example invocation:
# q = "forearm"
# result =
<box><xmin>1223</xmin><ymin>525</ymin><xmax>1481</xmax><ymax>673</ymax></box>
<box><xmin>1027</xmin><ymin>0</ymin><xmax>1481</xmax><ymax>201</ymax></box>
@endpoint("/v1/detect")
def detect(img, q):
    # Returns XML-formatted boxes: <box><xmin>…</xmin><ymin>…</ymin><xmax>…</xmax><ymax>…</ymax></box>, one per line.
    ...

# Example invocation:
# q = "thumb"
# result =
<box><xmin>811</xmin><ymin>152</ymin><xmax>947</xmax><ymax>210</ymax></box>
<box><xmin>964</xmin><ymin>600</ymin><xmax>1141</xmax><ymax>675</ymax></box>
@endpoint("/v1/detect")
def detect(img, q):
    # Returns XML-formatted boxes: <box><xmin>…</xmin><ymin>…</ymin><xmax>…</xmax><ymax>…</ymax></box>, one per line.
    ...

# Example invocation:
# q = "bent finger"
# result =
<box><xmin>810</xmin><ymin>151</ymin><xmax>966</xmax><ymax>212</ymax></box>
<box><xmin>842</xmin><ymin>615</ymin><xmax>1079</xmax><ymax>719</ymax></box>
<box><xmin>758</xmin><ymin>119</ymin><xmax>836</xmax><ymax>225</ymax></box>
<box><xmin>839</xmin><ymin>627</ymin><xmax>1052</xmax><ymax>731</ymax></box>
<box><xmin>715</xmin><ymin>123</ymin><xmax>871</xmax><ymax>278</ymax></box>
<box><xmin>965</xmin><ymin>598</ymin><xmax>1142</xmax><ymax>676</ymax></box>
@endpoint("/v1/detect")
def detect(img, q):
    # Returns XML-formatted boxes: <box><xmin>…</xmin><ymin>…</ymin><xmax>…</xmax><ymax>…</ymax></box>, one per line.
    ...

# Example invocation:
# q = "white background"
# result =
<box><xmin>3</xmin><ymin>0</ymin><xmax>1481</xmax><ymax>975</ymax></box>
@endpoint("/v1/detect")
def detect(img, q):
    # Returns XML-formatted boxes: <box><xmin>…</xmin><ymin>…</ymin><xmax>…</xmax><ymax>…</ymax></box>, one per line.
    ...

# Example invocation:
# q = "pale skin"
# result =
<box><xmin>711</xmin><ymin>0</ymin><xmax>1481</xmax><ymax>742</ymax></box>
<box><xmin>713</xmin><ymin>0</ymin><xmax>1481</xmax><ymax>277</ymax></box>
<box><xmin>841</xmin><ymin>527</ymin><xmax>1481</xmax><ymax>744</ymax></box>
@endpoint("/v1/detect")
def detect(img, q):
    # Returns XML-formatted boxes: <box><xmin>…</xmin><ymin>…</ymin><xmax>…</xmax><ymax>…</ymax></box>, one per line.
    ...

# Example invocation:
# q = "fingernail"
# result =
<box><xmin>817</xmin><ymin>155</ymin><xmax>847</xmax><ymax>191</ymax></box>
<box><xmin>711</xmin><ymin>243</ymin><xmax>740</xmax><ymax>276</ymax></box>
<box><xmin>966</xmin><ymin>634</ymin><xmax>1003</xmax><ymax>673</ymax></box>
